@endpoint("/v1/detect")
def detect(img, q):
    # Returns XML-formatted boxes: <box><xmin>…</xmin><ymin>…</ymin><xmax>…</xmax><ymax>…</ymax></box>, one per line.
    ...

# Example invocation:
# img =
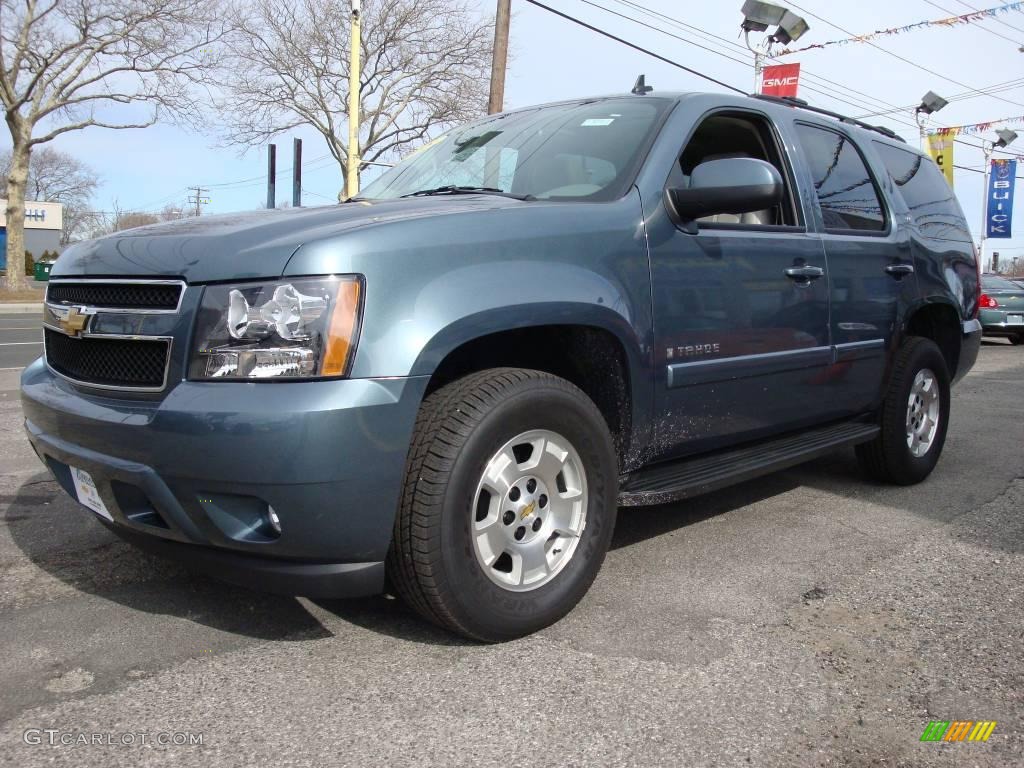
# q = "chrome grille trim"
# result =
<box><xmin>43</xmin><ymin>278</ymin><xmax>185</xmax><ymax>392</ymax></box>
<box><xmin>45</xmin><ymin>278</ymin><xmax>186</xmax><ymax>314</ymax></box>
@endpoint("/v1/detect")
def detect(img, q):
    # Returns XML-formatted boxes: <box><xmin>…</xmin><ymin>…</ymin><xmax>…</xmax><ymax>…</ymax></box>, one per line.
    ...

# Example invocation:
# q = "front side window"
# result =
<box><xmin>675</xmin><ymin>111</ymin><xmax>798</xmax><ymax>227</ymax></box>
<box><xmin>795</xmin><ymin>124</ymin><xmax>887</xmax><ymax>233</ymax></box>
<box><xmin>359</xmin><ymin>98</ymin><xmax>670</xmax><ymax>202</ymax></box>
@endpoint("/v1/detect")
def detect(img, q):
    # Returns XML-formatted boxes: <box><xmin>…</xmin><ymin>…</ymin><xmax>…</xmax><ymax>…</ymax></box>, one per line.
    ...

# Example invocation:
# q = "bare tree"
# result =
<box><xmin>215</xmin><ymin>0</ymin><xmax>492</xmax><ymax>198</ymax></box>
<box><xmin>1</xmin><ymin>0</ymin><xmax>229</xmax><ymax>288</ymax></box>
<box><xmin>1</xmin><ymin>146</ymin><xmax>99</xmax><ymax>243</ymax></box>
<box><xmin>80</xmin><ymin>199</ymin><xmax>192</xmax><ymax>238</ymax></box>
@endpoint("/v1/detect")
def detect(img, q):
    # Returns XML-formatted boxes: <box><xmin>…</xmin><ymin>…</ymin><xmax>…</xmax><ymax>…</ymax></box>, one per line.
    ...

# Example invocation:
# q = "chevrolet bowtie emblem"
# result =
<box><xmin>520</xmin><ymin>501</ymin><xmax>537</xmax><ymax>519</ymax></box>
<box><xmin>58</xmin><ymin>307</ymin><xmax>89</xmax><ymax>337</ymax></box>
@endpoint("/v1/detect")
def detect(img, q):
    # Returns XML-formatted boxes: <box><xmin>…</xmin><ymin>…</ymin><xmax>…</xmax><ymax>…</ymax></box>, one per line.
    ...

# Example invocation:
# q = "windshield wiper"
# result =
<box><xmin>400</xmin><ymin>185</ymin><xmax>533</xmax><ymax>201</ymax></box>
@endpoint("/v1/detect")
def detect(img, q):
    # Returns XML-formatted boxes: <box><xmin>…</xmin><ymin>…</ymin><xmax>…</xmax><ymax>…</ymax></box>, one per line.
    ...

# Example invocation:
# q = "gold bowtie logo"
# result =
<box><xmin>520</xmin><ymin>501</ymin><xmax>537</xmax><ymax>519</ymax></box>
<box><xmin>58</xmin><ymin>307</ymin><xmax>89</xmax><ymax>337</ymax></box>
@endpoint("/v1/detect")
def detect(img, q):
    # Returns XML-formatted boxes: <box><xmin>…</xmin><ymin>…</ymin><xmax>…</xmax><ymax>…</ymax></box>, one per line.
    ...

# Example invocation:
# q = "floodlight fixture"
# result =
<box><xmin>771</xmin><ymin>10</ymin><xmax>810</xmax><ymax>44</ymax></box>
<box><xmin>916</xmin><ymin>91</ymin><xmax>948</xmax><ymax>116</ymax></box>
<box><xmin>995</xmin><ymin>128</ymin><xmax>1018</xmax><ymax>148</ymax></box>
<box><xmin>741</xmin><ymin>0</ymin><xmax>786</xmax><ymax>32</ymax></box>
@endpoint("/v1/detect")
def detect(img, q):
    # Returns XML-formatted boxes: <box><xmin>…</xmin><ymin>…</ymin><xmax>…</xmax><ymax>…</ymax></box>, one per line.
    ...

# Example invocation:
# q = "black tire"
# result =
<box><xmin>1009</xmin><ymin>334</ymin><xmax>1023</xmax><ymax>346</ymax></box>
<box><xmin>387</xmin><ymin>368</ymin><xmax>618</xmax><ymax>641</ymax></box>
<box><xmin>856</xmin><ymin>337</ymin><xmax>951</xmax><ymax>485</ymax></box>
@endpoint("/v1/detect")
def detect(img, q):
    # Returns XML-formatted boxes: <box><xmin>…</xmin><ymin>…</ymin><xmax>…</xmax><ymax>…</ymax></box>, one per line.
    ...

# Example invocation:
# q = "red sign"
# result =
<box><xmin>761</xmin><ymin>63</ymin><xmax>800</xmax><ymax>98</ymax></box>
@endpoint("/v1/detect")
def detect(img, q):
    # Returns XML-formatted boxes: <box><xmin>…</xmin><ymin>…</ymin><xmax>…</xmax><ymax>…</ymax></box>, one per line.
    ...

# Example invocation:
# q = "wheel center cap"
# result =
<box><xmin>520</xmin><ymin>500</ymin><xmax>537</xmax><ymax>519</ymax></box>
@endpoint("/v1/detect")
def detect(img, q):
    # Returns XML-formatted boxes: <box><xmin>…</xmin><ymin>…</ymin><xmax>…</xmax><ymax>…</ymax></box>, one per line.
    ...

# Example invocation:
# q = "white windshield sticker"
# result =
<box><xmin>581</xmin><ymin>118</ymin><xmax>615</xmax><ymax>126</ymax></box>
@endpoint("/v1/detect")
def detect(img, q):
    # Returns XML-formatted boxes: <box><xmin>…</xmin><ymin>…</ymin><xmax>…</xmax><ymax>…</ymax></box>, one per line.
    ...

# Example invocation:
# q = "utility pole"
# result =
<box><xmin>267</xmin><ymin>143</ymin><xmax>277</xmax><ymax>209</ymax></box>
<box><xmin>487</xmin><ymin>0</ymin><xmax>511</xmax><ymax>114</ymax></box>
<box><xmin>346</xmin><ymin>0</ymin><xmax>361</xmax><ymax>199</ymax></box>
<box><xmin>187</xmin><ymin>186</ymin><xmax>209</xmax><ymax>217</ymax></box>
<box><xmin>292</xmin><ymin>138</ymin><xmax>303</xmax><ymax>208</ymax></box>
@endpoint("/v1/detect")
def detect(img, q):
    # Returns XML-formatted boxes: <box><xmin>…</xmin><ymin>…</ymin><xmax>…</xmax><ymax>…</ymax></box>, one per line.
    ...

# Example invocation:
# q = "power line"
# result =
<box><xmin>547</xmin><ymin>0</ymin><xmax>1011</xmax><ymax>165</ymax></box>
<box><xmin>595</xmin><ymin>0</ymin><xmax>1018</xmax><ymax>148</ymax></box>
<box><xmin>522</xmin><ymin>0</ymin><xmax>746</xmax><ymax>94</ymax></box>
<box><xmin>301</xmin><ymin>187</ymin><xmax>338</xmax><ymax>201</ymax></box>
<box><xmin>785</xmin><ymin>0</ymin><xmax>1024</xmax><ymax>110</ymax></box>
<box><xmin>582</xmin><ymin>0</ymin><xmax>948</xmax><ymax>139</ymax></box>
<box><xmin>202</xmin><ymin>151</ymin><xmax>337</xmax><ymax>190</ymax></box>
<box><xmin>954</xmin><ymin>163</ymin><xmax>1024</xmax><ymax>179</ymax></box>
<box><xmin>584</xmin><ymin>0</ymin><xmax>892</xmax><ymax>117</ymax></box>
<box><xmin>605</xmin><ymin>0</ymin><xmax>910</xmax><ymax>117</ymax></box>
<box><xmin>953</xmin><ymin>0</ymin><xmax>1024</xmax><ymax>34</ymax></box>
<box><xmin>855</xmin><ymin>77</ymin><xmax>1024</xmax><ymax>117</ymax></box>
<box><xmin>921</xmin><ymin>0</ymin><xmax>1023</xmax><ymax>45</ymax></box>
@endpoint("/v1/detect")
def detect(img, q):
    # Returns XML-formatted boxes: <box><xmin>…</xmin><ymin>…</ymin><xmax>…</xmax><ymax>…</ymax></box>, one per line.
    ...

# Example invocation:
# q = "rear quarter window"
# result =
<box><xmin>872</xmin><ymin>142</ymin><xmax>972</xmax><ymax>243</ymax></box>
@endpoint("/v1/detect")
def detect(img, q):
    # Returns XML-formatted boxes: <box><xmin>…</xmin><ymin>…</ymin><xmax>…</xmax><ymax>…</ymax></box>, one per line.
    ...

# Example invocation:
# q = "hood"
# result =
<box><xmin>51</xmin><ymin>196</ymin><xmax>523</xmax><ymax>283</ymax></box>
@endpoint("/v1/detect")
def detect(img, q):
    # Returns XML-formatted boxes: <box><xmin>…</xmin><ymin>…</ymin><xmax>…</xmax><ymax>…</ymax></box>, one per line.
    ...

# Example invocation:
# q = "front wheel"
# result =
<box><xmin>387</xmin><ymin>368</ymin><xmax>618</xmax><ymax>641</ymax></box>
<box><xmin>1009</xmin><ymin>334</ymin><xmax>1023</xmax><ymax>346</ymax></box>
<box><xmin>856</xmin><ymin>337</ymin><xmax>951</xmax><ymax>485</ymax></box>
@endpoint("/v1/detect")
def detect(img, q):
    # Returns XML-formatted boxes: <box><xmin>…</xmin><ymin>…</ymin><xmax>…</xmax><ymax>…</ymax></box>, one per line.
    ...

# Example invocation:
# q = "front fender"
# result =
<box><xmin>283</xmin><ymin>191</ymin><xmax>655</xmax><ymax>446</ymax></box>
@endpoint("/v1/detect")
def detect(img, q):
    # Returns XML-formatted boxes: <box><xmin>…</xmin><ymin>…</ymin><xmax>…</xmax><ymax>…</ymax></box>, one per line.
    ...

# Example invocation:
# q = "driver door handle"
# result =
<box><xmin>784</xmin><ymin>265</ymin><xmax>825</xmax><ymax>282</ymax></box>
<box><xmin>884</xmin><ymin>262</ymin><xmax>915</xmax><ymax>279</ymax></box>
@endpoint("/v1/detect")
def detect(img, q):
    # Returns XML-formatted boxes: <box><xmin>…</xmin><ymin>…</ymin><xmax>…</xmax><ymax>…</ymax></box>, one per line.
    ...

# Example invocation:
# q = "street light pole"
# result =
<box><xmin>744</xmin><ymin>31</ymin><xmax>764</xmax><ymax>93</ymax></box>
<box><xmin>979</xmin><ymin>141</ymin><xmax>994</xmax><ymax>271</ymax></box>
<box><xmin>739</xmin><ymin>3</ymin><xmax>809</xmax><ymax>94</ymax></box>
<box><xmin>346</xmin><ymin>0</ymin><xmax>362</xmax><ymax>199</ymax></box>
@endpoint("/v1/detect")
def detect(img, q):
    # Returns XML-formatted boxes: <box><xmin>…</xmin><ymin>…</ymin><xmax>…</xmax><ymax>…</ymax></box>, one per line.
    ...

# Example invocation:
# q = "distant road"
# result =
<box><xmin>0</xmin><ymin>313</ymin><xmax>43</xmax><ymax>370</ymax></box>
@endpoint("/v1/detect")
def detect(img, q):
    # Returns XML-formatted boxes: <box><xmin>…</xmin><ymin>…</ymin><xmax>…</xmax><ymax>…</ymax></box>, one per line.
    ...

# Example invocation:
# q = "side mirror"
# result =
<box><xmin>666</xmin><ymin>157</ymin><xmax>784</xmax><ymax>223</ymax></box>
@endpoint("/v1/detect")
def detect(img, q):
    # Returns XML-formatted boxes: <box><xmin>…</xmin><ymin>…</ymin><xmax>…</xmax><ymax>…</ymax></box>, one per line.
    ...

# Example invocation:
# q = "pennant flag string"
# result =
<box><xmin>929</xmin><ymin>115</ymin><xmax>1024</xmax><ymax>136</ymax></box>
<box><xmin>771</xmin><ymin>2</ymin><xmax>1024</xmax><ymax>57</ymax></box>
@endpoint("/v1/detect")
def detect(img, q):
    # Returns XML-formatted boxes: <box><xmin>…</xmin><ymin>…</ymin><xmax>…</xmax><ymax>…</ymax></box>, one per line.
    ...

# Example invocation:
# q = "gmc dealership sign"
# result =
<box><xmin>761</xmin><ymin>63</ymin><xmax>801</xmax><ymax>98</ymax></box>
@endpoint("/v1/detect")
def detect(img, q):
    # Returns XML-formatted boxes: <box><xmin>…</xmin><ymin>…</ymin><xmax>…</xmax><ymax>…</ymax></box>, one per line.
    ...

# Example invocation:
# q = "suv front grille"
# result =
<box><xmin>45</xmin><ymin>329</ymin><xmax>169</xmax><ymax>389</ymax></box>
<box><xmin>47</xmin><ymin>282</ymin><xmax>182</xmax><ymax>311</ymax></box>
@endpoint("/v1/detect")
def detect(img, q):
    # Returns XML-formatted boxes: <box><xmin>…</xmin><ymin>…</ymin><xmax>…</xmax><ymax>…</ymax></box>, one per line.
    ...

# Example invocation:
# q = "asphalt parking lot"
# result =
<box><xmin>0</xmin><ymin>312</ymin><xmax>44</xmax><ymax>371</ymax></box>
<box><xmin>0</xmin><ymin>314</ymin><xmax>1022</xmax><ymax>767</ymax></box>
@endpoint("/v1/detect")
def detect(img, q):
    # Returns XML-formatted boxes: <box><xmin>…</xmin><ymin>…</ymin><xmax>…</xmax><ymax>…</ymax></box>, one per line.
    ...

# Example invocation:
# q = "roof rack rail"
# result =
<box><xmin>750</xmin><ymin>94</ymin><xmax>906</xmax><ymax>143</ymax></box>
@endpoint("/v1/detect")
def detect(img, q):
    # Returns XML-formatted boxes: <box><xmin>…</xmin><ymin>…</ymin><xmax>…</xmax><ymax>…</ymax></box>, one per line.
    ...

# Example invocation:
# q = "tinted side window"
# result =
<box><xmin>872</xmin><ymin>141</ymin><xmax>972</xmax><ymax>243</ymax></box>
<box><xmin>794</xmin><ymin>124</ymin><xmax>886</xmax><ymax>233</ymax></box>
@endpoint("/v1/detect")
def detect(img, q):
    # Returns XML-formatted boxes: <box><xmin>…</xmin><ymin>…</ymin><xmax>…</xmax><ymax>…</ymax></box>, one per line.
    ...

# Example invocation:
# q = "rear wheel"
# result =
<box><xmin>387</xmin><ymin>368</ymin><xmax>617</xmax><ymax>641</ymax></box>
<box><xmin>1009</xmin><ymin>334</ymin><xmax>1023</xmax><ymax>346</ymax></box>
<box><xmin>856</xmin><ymin>337</ymin><xmax>950</xmax><ymax>485</ymax></box>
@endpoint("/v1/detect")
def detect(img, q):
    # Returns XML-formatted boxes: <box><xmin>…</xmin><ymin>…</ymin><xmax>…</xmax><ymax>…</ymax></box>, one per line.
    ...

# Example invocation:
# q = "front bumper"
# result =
<box><xmin>21</xmin><ymin>359</ymin><xmax>427</xmax><ymax>597</ymax></box>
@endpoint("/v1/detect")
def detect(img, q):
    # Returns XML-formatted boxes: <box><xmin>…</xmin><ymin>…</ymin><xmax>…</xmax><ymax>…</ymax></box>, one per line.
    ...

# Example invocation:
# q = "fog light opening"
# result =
<box><xmin>267</xmin><ymin>505</ymin><xmax>282</xmax><ymax>535</ymax></box>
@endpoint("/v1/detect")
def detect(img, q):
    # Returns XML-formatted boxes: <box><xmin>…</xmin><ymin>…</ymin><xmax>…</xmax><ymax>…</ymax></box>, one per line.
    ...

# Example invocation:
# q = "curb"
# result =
<box><xmin>0</xmin><ymin>303</ymin><xmax>43</xmax><ymax>313</ymax></box>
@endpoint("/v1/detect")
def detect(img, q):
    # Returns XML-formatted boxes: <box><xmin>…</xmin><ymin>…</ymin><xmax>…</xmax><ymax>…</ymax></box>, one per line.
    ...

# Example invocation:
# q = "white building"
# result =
<box><xmin>0</xmin><ymin>199</ymin><xmax>64</xmax><ymax>269</ymax></box>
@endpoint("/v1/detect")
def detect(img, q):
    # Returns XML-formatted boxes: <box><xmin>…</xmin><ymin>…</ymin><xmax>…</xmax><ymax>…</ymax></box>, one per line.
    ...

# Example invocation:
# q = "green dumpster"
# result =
<box><xmin>33</xmin><ymin>262</ymin><xmax>52</xmax><ymax>281</ymax></box>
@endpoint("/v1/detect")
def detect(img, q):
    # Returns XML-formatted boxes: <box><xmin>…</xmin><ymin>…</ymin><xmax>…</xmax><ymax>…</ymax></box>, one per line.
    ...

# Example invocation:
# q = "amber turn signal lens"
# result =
<box><xmin>321</xmin><ymin>279</ymin><xmax>362</xmax><ymax>376</ymax></box>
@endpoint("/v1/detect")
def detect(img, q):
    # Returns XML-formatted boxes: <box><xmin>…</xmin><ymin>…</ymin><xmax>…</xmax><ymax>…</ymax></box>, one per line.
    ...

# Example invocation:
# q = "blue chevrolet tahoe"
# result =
<box><xmin>21</xmin><ymin>91</ymin><xmax>982</xmax><ymax>640</ymax></box>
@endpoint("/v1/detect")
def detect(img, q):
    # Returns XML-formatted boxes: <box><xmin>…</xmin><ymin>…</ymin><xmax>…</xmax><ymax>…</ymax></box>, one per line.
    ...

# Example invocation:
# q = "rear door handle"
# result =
<box><xmin>885</xmin><ymin>263</ymin><xmax>915</xmax><ymax>279</ymax></box>
<box><xmin>784</xmin><ymin>265</ymin><xmax>825</xmax><ymax>283</ymax></box>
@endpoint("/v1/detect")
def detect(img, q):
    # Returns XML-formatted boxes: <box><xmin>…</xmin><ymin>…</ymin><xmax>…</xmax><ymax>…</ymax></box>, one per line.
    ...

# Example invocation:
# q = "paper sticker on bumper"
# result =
<box><xmin>70</xmin><ymin>467</ymin><xmax>112</xmax><ymax>521</ymax></box>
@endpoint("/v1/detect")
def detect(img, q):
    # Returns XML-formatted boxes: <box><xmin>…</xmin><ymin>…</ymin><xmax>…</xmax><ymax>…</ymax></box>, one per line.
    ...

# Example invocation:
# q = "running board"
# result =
<box><xmin>618</xmin><ymin>421</ymin><xmax>880</xmax><ymax>507</ymax></box>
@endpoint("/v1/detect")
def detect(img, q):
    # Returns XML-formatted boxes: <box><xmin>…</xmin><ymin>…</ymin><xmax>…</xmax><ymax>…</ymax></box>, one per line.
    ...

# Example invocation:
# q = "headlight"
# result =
<box><xmin>189</xmin><ymin>276</ymin><xmax>362</xmax><ymax>380</ymax></box>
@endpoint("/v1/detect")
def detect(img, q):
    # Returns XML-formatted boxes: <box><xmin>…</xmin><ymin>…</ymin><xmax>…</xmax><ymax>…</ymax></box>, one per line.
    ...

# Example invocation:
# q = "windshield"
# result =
<box><xmin>360</xmin><ymin>97</ymin><xmax>671</xmax><ymax>202</ymax></box>
<box><xmin>981</xmin><ymin>275</ymin><xmax>1021</xmax><ymax>291</ymax></box>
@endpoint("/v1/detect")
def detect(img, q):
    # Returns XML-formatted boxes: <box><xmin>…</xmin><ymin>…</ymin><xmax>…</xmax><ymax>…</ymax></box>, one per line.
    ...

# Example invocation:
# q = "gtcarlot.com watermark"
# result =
<box><xmin>23</xmin><ymin>729</ymin><xmax>204</xmax><ymax>747</ymax></box>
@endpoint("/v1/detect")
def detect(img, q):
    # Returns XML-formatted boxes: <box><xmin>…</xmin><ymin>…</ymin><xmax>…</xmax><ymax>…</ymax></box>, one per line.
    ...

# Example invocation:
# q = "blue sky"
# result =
<box><xmin>7</xmin><ymin>0</ymin><xmax>1024</xmax><ymax>263</ymax></box>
